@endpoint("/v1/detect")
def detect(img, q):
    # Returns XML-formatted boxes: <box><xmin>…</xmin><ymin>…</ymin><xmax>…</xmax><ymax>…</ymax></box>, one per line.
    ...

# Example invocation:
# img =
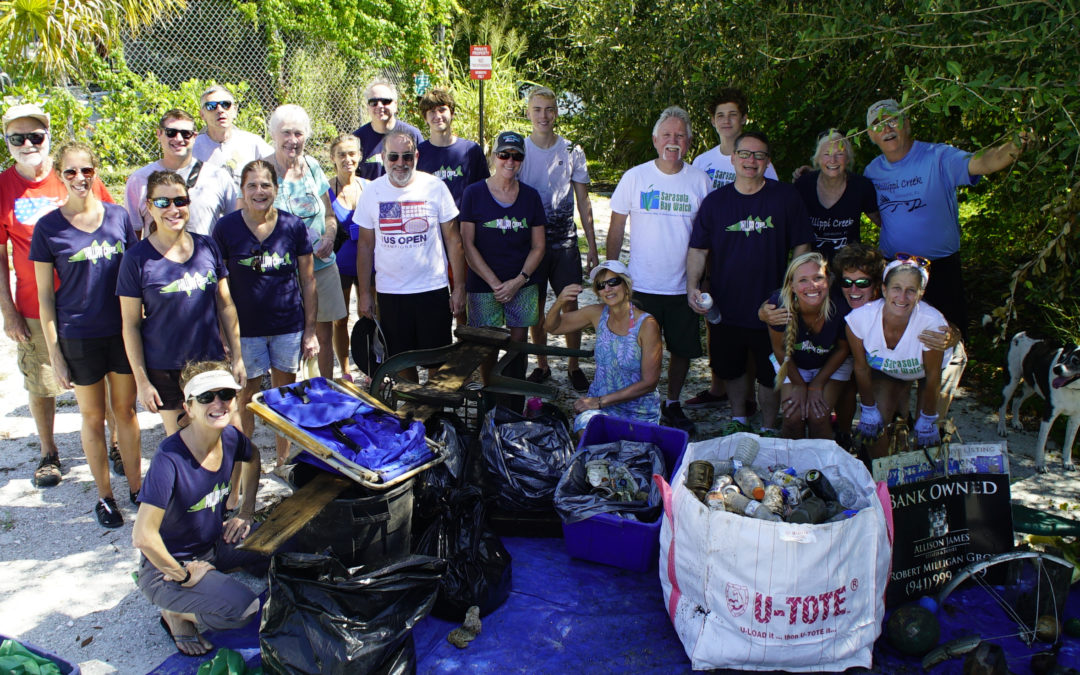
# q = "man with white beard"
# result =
<box><xmin>352</xmin><ymin>129</ymin><xmax>465</xmax><ymax>379</ymax></box>
<box><xmin>0</xmin><ymin>104</ymin><xmax>114</xmax><ymax>487</ymax></box>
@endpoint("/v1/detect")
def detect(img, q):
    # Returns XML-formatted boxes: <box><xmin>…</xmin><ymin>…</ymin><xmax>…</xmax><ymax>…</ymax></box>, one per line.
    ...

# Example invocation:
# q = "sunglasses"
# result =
<box><xmin>871</xmin><ymin>117</ymin><xmax>903</xmax><ymax>133</ymax></box>
<box><xmin>368</xmin><ymin>97</ymin><xmax>394</xmax><ymax>107</ymax></box>
<box><xmin>160</xmin><ymin>127</ymin><xmax>195</xmax><ymax>140</ymax></box>
<box><xmin>203</xmin><ymin>100</ymin><xmax>234</xmax><ymax>112</ymax></box>
<box><xmin>840</xmin><ymin>277</ymin><xmax>874</xmax><ymax>289</ymax></box>
<box><xmin>895</xmin><ymin>252</ymin><xmax>931</xmax><ymax>268</ymax></box>
<box><xmin>6</xmin><ymin>132</ymin><xmax>47</xmax><ymax>146</ymax></box>
<box><xmin>61</xmin><ymin>167</ymin><xmax>95</xmax><ymax>180</ymax></box>
<box><xmin>385</xmin><ymin>152</ymin><xmax>415</xmax><ymax>163</ymax></box>
<box><xmin>149</xmin><ymin>196</ymin><xmax>191</xmax><ymax>208</ymax></box>
<box><xmin>735</xmin><ymin>149</ymin><xmax>770</xmax><ymax>160</ymax></box>
<box><xmin>595</xmin><ymin>276</ymin><xmax>624</xmax><ymax>289</ymax></box>
<box><xmin>191</xmin><ymin>388</ymin><xmax>238</xmax><ymax>405</ymax></box>
<box><xmin>496</xmin><ymin>151</ymin><xmax>524</xmax><ymax>162</ymax></box>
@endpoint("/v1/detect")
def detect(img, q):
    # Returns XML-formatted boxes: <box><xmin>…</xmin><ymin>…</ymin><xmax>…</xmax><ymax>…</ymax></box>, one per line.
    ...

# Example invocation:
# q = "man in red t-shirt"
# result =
<box><xmin>0</xmin><ymin>104</ymin><xmax>113</xmax><ymax>487</ymax></box>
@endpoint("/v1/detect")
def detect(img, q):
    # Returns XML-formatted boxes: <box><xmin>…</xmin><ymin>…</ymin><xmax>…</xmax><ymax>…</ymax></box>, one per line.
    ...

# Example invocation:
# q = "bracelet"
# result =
<box><xmin>177</xmin><ymin>566</ymin><xmax>191</xmax><ymax>584</ymax></box>
<box><xmin>597</xmin><ymin>396</ymin><xmax>604</xmax><ymax>409</ymax></box>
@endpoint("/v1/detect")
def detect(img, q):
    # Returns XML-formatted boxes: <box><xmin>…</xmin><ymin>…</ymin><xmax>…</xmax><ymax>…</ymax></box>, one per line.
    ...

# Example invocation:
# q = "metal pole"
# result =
<box><xmin>478</xmin><ymin>79</ymin><xmax>485</xmax><ymax>151</ymax></box>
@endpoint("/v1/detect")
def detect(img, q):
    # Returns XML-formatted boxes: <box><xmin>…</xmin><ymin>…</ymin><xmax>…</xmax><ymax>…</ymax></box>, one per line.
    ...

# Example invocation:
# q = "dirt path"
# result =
<box><xmin>0</xmin><ymin>193</ymin><xmax>1076</xmax><ymax>674</ymax></box>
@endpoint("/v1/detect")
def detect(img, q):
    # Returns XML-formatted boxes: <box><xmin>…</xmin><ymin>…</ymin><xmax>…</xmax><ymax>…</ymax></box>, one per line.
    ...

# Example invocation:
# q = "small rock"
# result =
<box><xmin>77</xmin><ymin>660</ymin><xmax>118</xmax><ymax>675</ymax></box>
<box><xmin>67</xmin><ymin>620</ymin><xmax>74</xmax><ymax>627</ymax></box>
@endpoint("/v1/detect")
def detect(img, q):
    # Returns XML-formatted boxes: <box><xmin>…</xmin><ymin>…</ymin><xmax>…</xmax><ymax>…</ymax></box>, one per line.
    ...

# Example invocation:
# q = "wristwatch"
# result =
<box><xmin>519</xmin><ymin>271</ymin><xmax>530</xmax><ymax>283</ymax></box>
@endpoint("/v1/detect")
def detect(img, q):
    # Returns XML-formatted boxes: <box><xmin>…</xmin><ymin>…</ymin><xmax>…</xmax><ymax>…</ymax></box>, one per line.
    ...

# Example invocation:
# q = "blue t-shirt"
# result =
<box><xmin>273</xmin><ymin>155</ymin><xmax>334</xmax><ymax>271</ymax></box>
<box><xmin>417</xmin><ymin>138</ymin><xmax>490</xmax><ymax>207</ymax></box>
<box><xmin>689</xmin><ymin>180</ymin><xmax>814</xmax><ymax>328</ymax></box>
<box><xmin>212</xmin><ymin>210</ymin><xmax>312</xmax><ymax>337</ymax></box>
<box><xmin>459</xmin><ymin>181</ymin><xmax>547</xmax><ymax>293</ymax></box>
<box><xmin>863</xmin><ymin>140</ymin><xmax>976</xmax><ymax>259</ymax></box>
<box><xmin>352</xmin><ymin>121</ymin><xmax>425</xmax><ymax>181</ymax></box>
<box><xmin>115</xmin><ymin>233</ymin><xmax>227</xmax><ymax>370</ymax></box>
<box><xmin>767</xmin><ymin>290</ymin><xmax>851</xmax><ymax>370</ymax></box>
<box><xmin>29</xmin><ymin>203</ymin><xmax>138</xmax><ymax>339</ymax></box>
<box><xmin>794</xmin><ymin>171</ymin><xmax>878</xmax><ymax>261</ymax></box>
<box><xmin>139</xmin><ymin>425</ymin><xmax>253</xmax><ymax>559</ymax></box>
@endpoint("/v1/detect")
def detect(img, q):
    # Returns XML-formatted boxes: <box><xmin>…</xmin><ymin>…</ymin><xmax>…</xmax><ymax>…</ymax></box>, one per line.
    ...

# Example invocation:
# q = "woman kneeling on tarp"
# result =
<box><xmin>132</xmin><ymin>361</ymin><xmax>264</xmax><ymax>657</ymax></box>
<box><xmin>545</xmin><ymin>260</ymin><xmax>662</xmax><ymax>434</ymax></box>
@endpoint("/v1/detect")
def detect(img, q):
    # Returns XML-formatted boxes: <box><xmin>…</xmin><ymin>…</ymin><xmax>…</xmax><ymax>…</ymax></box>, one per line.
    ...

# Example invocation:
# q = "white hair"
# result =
<box><xmin>652</xmin><ymin>106</ymin><xmax>693</xmax><ymax>142</ymax></box>
<box><xmin>268</xmin><ymin>104</ymin><xmax>311</xmax><ymax>138</ymax></box>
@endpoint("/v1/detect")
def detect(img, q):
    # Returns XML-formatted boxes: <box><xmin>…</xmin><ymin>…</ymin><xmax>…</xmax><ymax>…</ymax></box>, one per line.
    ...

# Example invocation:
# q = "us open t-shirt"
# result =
<box><xmin>115</xmin><ymin>233</ymin><xmax>227</xmax><ymax>370</ymax></box>
<box><xmin>139</xmin><ymin>425</ymin><xmax>253</xmax><ymax>559</ymax></box>
<box><xmin>352</xmin><ymin>172</ymin><xmax>458</xmax><ymax>294</ymax></box>
<box><xmin>609</xmin><ymin>161</ymin><xmax>712</xmax><ymax>295</ymax></box>
<box><xmin>459</xmin><ymin>180</ymin><xmax>546</xmax><ymax>293</ymax></box>
<box><xmin>417</xmin><ymin>138</ymin><xmax>489</xmax><ymax>207</ymax></box>
<box><xmin>212</xmin><ymin>210</ymin><xmax>312</xmax><ymax>337</ymax></box>
<box><xmin>29</xmin><ymin>202</ymin><xmax>138</xmax><ymax>339</ymax></box>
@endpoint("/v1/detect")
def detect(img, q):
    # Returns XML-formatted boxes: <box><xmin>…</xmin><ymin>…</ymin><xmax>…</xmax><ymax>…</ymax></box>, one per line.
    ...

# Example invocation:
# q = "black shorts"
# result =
<box><xmin>377</xmin><ymin>287</ymin><xmax>452</xmax><ymax>359</ymax></box>
<box><xmin>632</xmin><ymin>292</ymin><xmax>703</xmax><ymax>359</ymax></box>
<box><xmin>708</xmin><ymin>323</ymin><xmax>774</xmax><ymax>388</ymax></box>
<box><xmin>147</xmin><ymin>368</ymin><xmax>184</xmax><ymax>410</ymax></box>
<box><xmin>534</xmin><ymin>247</ymin><xmax>583</xmax><ymax>298</ymax></box>
<box><xmin>58</xmin><ymin>335</ymin><xmax>132</xmax><ymax>386</ymax></box>
<box><xmin>920</xmin><ymin>251</ymin><xmax>967</xmax><ymax>341</ymax></box>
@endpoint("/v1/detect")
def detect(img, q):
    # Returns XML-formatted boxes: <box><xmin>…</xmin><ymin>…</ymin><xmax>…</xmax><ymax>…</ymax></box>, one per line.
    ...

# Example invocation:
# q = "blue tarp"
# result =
<box><xmin>149</xmin><ymin>537</ymin><xmax>1080</xmax><ymax>674</ymax></box>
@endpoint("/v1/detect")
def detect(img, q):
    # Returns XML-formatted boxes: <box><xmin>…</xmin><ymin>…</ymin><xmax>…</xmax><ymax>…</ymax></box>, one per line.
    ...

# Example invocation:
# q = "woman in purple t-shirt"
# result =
<box><xmin>31</xmin><ymin>142</ymin><xmax>141</xmax><ymax>529</ymax></box>
<box><xmin>118</xmin><ymin>171</ymin><xmax>245</xmax><ymax>435</ymax></box>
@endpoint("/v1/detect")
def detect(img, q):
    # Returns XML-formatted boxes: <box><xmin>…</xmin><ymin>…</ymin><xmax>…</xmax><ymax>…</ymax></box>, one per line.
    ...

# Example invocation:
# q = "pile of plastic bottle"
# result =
<box><xmin>684</xmin><ymin>437</ymin><xmax>870</xmax><ymax>524</ymax></box>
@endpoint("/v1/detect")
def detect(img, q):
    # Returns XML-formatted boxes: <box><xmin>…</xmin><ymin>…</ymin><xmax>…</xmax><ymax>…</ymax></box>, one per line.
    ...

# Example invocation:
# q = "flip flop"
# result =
<box><xmin>159</xmin><ymin>616</ymin><xmax>212</xmax><ymax>656</ymax></box>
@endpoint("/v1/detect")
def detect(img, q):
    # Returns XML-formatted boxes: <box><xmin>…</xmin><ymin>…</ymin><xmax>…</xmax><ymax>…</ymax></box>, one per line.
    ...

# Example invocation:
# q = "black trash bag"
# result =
<box><xmin>260</xmin><ymin>552</ymin><xmax>445</xmax><ymax>675</ymax></box>
<box><xmin>553</xmin><ymin>440</ymin><xmax>666</xmax><ymax>524</ymax></box>
<box><xmin>413</xmin><ymin>486</ymin><xmax>512</xmax><ymax>620</ymax></box>
<box><xmin>418</xmin><ymin>412</ymin><xmax>468</xmax><ymax>492</ymax></box>
<box><xmin>480</xmin><ymin>405</ymin><xmax>576</xmax><ymax>512</ymax></box>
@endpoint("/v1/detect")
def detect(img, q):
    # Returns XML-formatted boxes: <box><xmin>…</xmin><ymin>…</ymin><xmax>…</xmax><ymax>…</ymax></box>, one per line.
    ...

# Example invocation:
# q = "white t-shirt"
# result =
<box><xmin>192</xmin><ymin>129</ymin><xmax>274</xmax><ymax>190</ymax></box>
<box><xmin>518</xmin><ymin>135</ymin><xmax>590</xmax><ymax>246</ymax></box>
<box><xmin>692</xmin><ymin>145</ymin><xmax>778</xmax><ymax>190</ymax></box>
<box><xmin>353</xmin><ymin>172</ymin><xmax>459</xmax><ymax>294</ymax></box>
<box><xmin>125</xmin><ymin>160</ymin><xmax>239</xmax><ymax>235</ymax></box>
<box><xmin>845</xmin><ymin>298</ymin><xmax>954</xmax><ymax>380</ymax></box>
<box><xmin>609</xmin><ymin>161</ymin><xmax>711</xmax><ymax>295</ymax></box>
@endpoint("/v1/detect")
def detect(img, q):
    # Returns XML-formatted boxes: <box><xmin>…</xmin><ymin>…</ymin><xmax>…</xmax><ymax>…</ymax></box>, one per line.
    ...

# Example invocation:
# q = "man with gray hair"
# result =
<box><xmin>605</xmin><ymin>106</ymin><xmax>712</xmax><ymax>433</ymax></box>
<box><xmin>352</xmin><ymin>77</ymin><xmax>424</xmax><ymax>180</ymax></box>
<box><xmin>192</xmin><ymin>84</ymin><xmax>273</xmax><ymax>190</ymax></box>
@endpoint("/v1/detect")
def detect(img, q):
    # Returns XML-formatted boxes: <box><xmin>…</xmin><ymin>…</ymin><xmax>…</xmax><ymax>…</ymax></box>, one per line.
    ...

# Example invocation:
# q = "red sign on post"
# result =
<box><xmin>470</xmin><ymin>45</ymin><xmax>492</xmax><ymax>80</ymax></box>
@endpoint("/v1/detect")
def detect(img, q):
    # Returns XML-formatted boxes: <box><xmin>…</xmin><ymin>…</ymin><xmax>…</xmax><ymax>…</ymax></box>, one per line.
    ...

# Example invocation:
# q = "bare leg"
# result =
<box><xmin>725</xmin><ymin>374</ymin><xmax>752</xmax><ymax>417</ymax></box>
<box><xmin>161</xmin><ymin>609</ymin><xmax>214</xmax><ymax>656</ymax></box>
<box><xmin>270</xmin><ymin>367</ymin><xmax>297</xmax><ymax>465</ymax></box>
<box><xmin>333</xmin><ymin>281</ymin><xmax>353</xmax><ymax>380</ymax></box>
<box><xmin>808</xmin><ymin>380</ymin><xmax>843</xmax><ymax>439</ymax></box>
<box><xmin>316</xmin><ymin>320</ymin><xmax>335</xmax><ymax>378</ymax></box>
<box><xmin>563</xmin><ymin>299</ymin><xmax>582</xmax><ymax>372</ymax></box>
<box><xmin>73</xmin><ymin>380</ymin><xmax>113</xmax><ymax>499</ymax></box>
<box><xmin>107</xmin><ymin>372</ymin><xmax>141</xmax><ymax>493</ymax></box>
<box><xmin>105</xmin><ymin>377</ymin><xmax>118</xmax><ymax>448</ymax></box>
<box><xmin>159</xmin><ymin>409</ymin><xmax>183</xmax><ymax>436</ymax></box>
<box><xmin>758</xmin><ymin>383</ymin><xmax>780</xmax><ymax>430</ymax></box>
<box><xmin>667</xmin><ymin>355</ymin><xmax>690</xmax><ymax>401</ymax></box>
<box><xmin>29</xmin><ymin>394</ymin><xmax>58</xmax><ymax>458</ymax></box>
<box><xmin>779</xmin><ymin>382</ymin><xmax>807</xmax><ymax>439</ymax></box>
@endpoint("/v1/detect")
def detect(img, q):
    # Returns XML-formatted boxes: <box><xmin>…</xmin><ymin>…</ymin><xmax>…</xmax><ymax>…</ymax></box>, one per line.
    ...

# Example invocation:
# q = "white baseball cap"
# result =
<box><xmin>2</xmin><ymin>103</ymin><xmax>50</xmax><ymax>133</ymax></box>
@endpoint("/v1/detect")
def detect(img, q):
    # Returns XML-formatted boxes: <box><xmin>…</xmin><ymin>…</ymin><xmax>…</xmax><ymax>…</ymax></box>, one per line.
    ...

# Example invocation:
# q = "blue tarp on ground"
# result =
<box><xmin>149</xmin><ymin>537</ymin><xmax>1080</xmax><ymax>674</ymax></box>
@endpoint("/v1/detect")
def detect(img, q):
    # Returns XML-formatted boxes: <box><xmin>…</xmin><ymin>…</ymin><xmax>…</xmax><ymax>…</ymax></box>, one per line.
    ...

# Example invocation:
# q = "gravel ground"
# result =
<box><xmin>0</xmin><ymin>194</ymin><xmax>1077</xmax><ymax>674</ymax></box>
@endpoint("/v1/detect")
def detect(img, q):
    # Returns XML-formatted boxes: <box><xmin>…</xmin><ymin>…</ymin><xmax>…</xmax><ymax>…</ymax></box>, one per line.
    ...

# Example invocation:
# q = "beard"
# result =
<box><xmin>16</xmin><ymin>137</ymin><xmax>50</xmax><ymax>169</ymax></box>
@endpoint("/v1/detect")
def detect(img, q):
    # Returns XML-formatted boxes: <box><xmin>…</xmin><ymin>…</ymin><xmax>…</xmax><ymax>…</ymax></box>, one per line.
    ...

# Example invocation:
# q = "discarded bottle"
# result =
<box><xmin>770</xmin><ymin>468</ymin><xmax>800</xmax><ymax>489</ymax></box>
<box><xmin>524</xmin><ymin>397</ymin><xmax>543</xmax><ymax>418</ymax></box>
<box><xmin>723</xmin><ymin>492</ymin><xmax>782</xmax><ymax>521</ymax></box>
<box><xmin>734</xmin><ymin>466</ymin><xmax>765</xmax><ymax>500</ymax></box>
<box><xmin>788</xmin><ymin>495</ymin><xmax>828</xmax><ymax>524</ymax></box>
<box><xmin>830</xmin><ymin>475</ymin><xmax>860</xmax><ymax>509</ymax></box>
<box><xmin>733</xmin><ymin>436</ymin><xmax>760</xmax><ymax>466</ymax></box>
<box><xmin>712</xmin><ymin>459</ymin><xmax>736</xmax><ymax>477</ymax></box>
<box><xmin>762</xmin><ymin>484</ymin><xmax>785</xmax><ymax>514</ymax></box>
<box><xmin>805</xmin><ymin>469</ymin><xmax>839</xmax><ymax>503</ymax></box>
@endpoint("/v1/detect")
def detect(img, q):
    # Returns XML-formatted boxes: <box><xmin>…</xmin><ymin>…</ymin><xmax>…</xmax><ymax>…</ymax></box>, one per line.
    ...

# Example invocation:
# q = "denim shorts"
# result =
<box><xmin>241</xmin><ymin>331</ymin><xmax>303</xmax><ymax>377</ymax></box>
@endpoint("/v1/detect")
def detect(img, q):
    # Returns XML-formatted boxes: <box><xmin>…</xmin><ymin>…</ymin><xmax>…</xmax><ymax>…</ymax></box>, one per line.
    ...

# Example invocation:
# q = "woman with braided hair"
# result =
<box><xmin>767</xmin><ymin>252</ymin><xmax>852</xmax><ymax>438</ymax></box>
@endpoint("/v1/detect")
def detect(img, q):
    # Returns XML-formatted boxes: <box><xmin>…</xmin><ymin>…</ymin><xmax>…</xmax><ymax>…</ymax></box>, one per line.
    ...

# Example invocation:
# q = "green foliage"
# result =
<box><xmin>282</xmin><ymin>42</ymin><xmax>372</xmax><ymax>151</ymax></box>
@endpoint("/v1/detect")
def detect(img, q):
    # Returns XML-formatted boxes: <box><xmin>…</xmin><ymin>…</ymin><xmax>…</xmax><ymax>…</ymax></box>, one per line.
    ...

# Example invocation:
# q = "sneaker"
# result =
<box><xmin>719</xmin><ymin>420</ymin><xmax>752</xmax><ymax>436</ymax></box>
<box><xmin>526</xmin><ymin>367</ymin><xmax>551</xmax><ymax>384</ymax></box>
<box><xmin>130</xmin><ymin>489</ymin><xmax>140</xmax><ymax>506</ymax></box>
<box><xmin>758</xmin><ymin>428</ymin><xmax>781</xmax><ymax>438</ymax></box>
<box><xmin>32</xmin><ymin>454</ymin><xmax>62</xmax><ymax>488</ymax></box>
<box><xmin>683</xmin><ymin>389</ymin><xmax>728</xmax><ymax>409</ymax></box>
<box><xmin>109</xmin><ymin>445</ymin><xmax>124</xmax><ymax>476</ymax></box>
<box><xmin>661</xmin><ymin>401</ymin><xmax>696</xmax><ymax>434</ymax></box>
<box><xmin>568</xmin><ymin>369</ymin><xmax>590</xmax><ymax>393</ymax></box>
<box><xmin>95</xmin><ymin>497</ymin><xmax>124</xmax><ymax>529</ymax></box>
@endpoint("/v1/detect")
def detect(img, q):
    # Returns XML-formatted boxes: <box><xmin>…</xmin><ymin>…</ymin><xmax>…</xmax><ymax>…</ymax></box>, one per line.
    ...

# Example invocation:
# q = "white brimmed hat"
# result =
<box><xmin>589</xmin><ymin>259</ymin><xmax>630</xmax><ymax>283</ymax></box>
<box><xmin>183</xmin><ymin>370</ymin><xmax>242</xmax><ymax>400</ymax></box>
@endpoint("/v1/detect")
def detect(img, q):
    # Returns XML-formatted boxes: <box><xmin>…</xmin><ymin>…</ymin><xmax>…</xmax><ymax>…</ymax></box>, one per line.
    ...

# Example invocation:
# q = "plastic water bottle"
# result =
<box><xmin>733</xmin><ymin>436</ymin><xmax>760</xmax><ymax>466</ymax></box>
<box><xmin>733</xmin><ymin>467</ymin><xmax>765</xmax><ymax>500</ymax></box>
<box><xmin>830</xmin><ymin>475</ymin><xmax>860</xmax><ymax>509</ymax></box>
<box><xmin>524</xmin><ymin>397</ymin><xmax>543</xmax><ymax>418</ymax></box>
<box><xmin>723</xmin><ymin>492</ymin><xmax>782</xmax><ymax>521</ymax></box>
<box><xmin>698</xmin><ymin>292</ymin><xmax>723</xmax><ymax>325</ymax></box>
<box><xmin>788</xmin><ymin>495</ymin><xmax>828</xmax><ymax>524</ymax></box>
<box><xmin>770</xmin><ymin>468</ymin><xmax>800</xmax><ymax>488</ymax></box>
<box><xmin>712</xmin><ymin>459</ymin><xmax>736</xmax><ymax>477</ymax></box>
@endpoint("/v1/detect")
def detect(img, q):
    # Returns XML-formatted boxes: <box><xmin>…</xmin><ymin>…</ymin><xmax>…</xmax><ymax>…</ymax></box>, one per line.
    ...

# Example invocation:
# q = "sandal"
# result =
<box><xmin>159</xmin><ymin>616</ymin><xmax>212</xmax><ymax>657</ymax></box>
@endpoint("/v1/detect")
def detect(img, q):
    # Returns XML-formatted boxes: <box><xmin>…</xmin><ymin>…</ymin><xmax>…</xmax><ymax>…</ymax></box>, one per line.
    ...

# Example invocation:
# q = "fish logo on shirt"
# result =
<box><xmin>239</xmin><ymin>251</ymin><xmax>291</xmax><ymax>271</ymax></box>
<box><xmin>14</xmin><ymin>196</ymin><xmax>62</xmax><ymax>226</ymax></box>
<box><xmin>481</xmin><ymin>217</ymin><xmax>528</xmax><ymax>233</ymax></box>
<box><xmin>187</xmin><ymin>481</ymin><xmax>231</xmax><ymax>513</ymax></box>
<box><xmin>160</xmin><ymin>269</ymin><xmax>219</xmax><ymax>296</ymax></box>
<box><xmin>726</xmin><ymin>215</ymin><xmax>775</xmax><ymax>236</ymax></box>
<box><xmin>68</xmin><ymin>240</ymin><xmax>125</xmax><ymax>264</ymax></box>
<box><xmin>431</xmin><ymin>166</ymin><xmax>464</xmax><ymax>181</ymax></box>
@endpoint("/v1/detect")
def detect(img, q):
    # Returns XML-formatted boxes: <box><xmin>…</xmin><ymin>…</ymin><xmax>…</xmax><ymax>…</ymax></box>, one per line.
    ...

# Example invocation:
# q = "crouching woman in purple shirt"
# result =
<box><xmin>133</xmin><ymin>361</ymin><xmax>264</xmax><ymax>657</ymax></box>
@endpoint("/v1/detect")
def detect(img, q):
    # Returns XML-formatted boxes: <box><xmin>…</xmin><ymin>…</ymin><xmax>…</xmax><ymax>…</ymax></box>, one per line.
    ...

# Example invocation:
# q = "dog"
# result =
<box><xmin>997</xmin><ymin>331</ymin><xmax>1080</xmax><ymax>471</ymax></box>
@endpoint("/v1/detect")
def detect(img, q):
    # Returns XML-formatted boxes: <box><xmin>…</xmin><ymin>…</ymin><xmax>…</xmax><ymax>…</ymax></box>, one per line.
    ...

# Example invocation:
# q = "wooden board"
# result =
<box><xmin>238</xmin><ymin>471</ymin><xmax>352</xmax><ymax>555</ymax></box>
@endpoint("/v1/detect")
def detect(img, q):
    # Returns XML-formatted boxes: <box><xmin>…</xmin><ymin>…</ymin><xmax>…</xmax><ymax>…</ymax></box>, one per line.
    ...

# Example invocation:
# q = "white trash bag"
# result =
<box><xmin>657</xmin><ymin>433</ymin><xmax>891</xmax><ymax>672</ymax></box>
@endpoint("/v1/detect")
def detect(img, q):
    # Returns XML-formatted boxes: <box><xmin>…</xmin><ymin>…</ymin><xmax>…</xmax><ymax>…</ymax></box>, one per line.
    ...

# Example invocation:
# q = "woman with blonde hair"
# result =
<box><xmin>768</xmin><ymin>251</ymin><xmax>851</xmax><ymax>438</ymax></box>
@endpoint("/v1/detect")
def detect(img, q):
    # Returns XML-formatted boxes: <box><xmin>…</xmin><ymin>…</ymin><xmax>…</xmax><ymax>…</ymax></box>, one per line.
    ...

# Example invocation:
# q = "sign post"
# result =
<box><xmin>469</xmin><ymin>45</ymin><xmax>492</xmax><ymax>149</ymax></box>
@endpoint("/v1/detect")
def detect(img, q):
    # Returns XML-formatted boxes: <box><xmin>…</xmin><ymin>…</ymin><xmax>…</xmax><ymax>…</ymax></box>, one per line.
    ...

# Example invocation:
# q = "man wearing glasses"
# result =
<box><xmin>605</xmin><ymin>106</ymin><xmax>712</xmax><ymax>434</ymax></box>
<box><xmin>352</xmin><ymin>78</ymin><xmax>424</xmax><ymax>181</ymax></box>
<box><xmin>0</xmin><ymin>104</ymin><xmax>114</xmax><ymax>487</ymax></box>
<box><xmin>352</xmin><ymin>130</ymin><xmax>465</xmax><ymax>378</ymax></box>
<box><xmin>125</xmin><ymin>109</ymin><xmax>238</xmax><ymax>236</ymax></box>
<box><xmin>686</xmin><ymin>131</ymin><xmax>813</xmax><ymax>437</ymax></box>
<box><xmin>192</xmin><ymin>84</ymin><xmax>273</xmax><ymax>191</ymax></box>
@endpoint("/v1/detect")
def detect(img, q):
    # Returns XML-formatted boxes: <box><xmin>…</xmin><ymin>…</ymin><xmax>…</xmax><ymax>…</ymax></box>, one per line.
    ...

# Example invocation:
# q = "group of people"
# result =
<box><xmin>0</xmin><ymin>80</ymin><xmax>1027</xmax><ymax>654</ymax></box>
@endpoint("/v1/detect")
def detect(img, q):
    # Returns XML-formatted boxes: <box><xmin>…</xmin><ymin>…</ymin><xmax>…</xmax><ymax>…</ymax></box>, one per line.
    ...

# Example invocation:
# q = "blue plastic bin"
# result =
<box><xmin>562</xmin><ymin>416</ymin><xmax>688</xmax><ymax>571</ymax></box>
<box><xmin>0</xmin><ymin>634</ymin><xmax>81</xmax><ymax>674</ymax></box>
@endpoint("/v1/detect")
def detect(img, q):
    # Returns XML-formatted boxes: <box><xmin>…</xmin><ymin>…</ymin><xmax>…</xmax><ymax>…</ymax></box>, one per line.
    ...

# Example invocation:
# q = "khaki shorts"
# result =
<box><xmin>314</xmin><ymin>264</ymin><xmax>347</xmax><ymax>323</ymax></box>
<box><xmin>17</xmin><ymin>318</ymin><xmax>64</xmax><ymax>397</ymax></box>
